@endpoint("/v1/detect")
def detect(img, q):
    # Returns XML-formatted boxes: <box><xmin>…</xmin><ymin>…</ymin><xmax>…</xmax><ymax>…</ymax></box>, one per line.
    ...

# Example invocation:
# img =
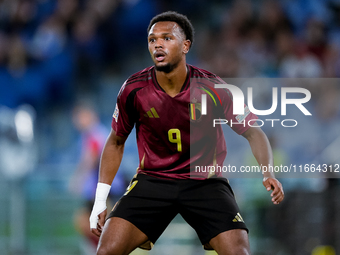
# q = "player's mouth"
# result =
<box><xmin>154</xmin><ymin>51</ymin><xmax>166</xmax><ymax>62</ymax></box>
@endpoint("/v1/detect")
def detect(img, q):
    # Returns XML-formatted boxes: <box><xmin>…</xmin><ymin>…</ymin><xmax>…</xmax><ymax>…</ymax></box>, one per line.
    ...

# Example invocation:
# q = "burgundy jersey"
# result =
<box><xmin>112</xmin><ymin>65</ymin><xmax>257</xmax><ymax>179</ymax></box>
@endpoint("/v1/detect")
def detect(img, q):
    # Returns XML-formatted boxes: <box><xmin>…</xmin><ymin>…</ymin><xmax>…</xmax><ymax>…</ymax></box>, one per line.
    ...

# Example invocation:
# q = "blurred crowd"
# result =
<box><xmin>0</xmin><ymin>0</ymin><xmax>340</xmax><ymax>167</ymax></box>
<box><xmin>1</xmin><ymin>0</ymin><xmax>340</xmax><ymax>109</ymax></box>
<box><xmin>197</xmin><ymin>0</ymin><xmax>340</xmax><ymax>78</ymax></box>
<box><xmin>0</xmin><ymin>0</ymin><xmax>120</xmax><ymax>110</ymax></box>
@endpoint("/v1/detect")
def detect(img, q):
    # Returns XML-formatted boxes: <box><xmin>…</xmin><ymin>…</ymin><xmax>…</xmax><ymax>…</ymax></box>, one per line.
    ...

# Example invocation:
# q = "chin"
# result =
<box><xmin>154</xmin><ymin>62</ymin><xmax>176</xmax><ymax>73</ymax></box>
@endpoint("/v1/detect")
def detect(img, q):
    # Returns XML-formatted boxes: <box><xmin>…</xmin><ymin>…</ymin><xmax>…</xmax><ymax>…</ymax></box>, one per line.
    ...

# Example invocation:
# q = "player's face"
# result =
<box><xmin>148</xmin><ymin>21</ymin><xmax>190</xmax><ymax>73</ymax></box>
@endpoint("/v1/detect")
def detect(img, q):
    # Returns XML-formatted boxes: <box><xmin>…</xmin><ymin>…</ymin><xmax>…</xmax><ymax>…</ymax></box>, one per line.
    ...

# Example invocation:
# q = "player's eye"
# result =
<box><xmin>149</xmin><ymin>38</ymin><xmax>155</xmax><ymax>43</ymax></box>
<box><xmin>165</xmin><ymin>37</ymin><xmax>171</xmax><ymax>41</ymax></box>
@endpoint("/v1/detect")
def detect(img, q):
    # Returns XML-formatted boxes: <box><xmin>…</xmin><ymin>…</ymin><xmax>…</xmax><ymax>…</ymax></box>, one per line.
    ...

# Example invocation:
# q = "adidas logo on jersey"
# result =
<box><xmin>232</xmin><ymin>212</ymin><xmax>244</xmax><ymax>223</ymax></box>
<box><xmin>144</xmin><ymin>107</ymin><xmax>159</xmax><ymax>118</ymax></box>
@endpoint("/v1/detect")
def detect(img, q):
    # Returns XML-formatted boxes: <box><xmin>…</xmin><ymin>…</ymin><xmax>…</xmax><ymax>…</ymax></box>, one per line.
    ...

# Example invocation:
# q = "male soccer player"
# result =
<box><xmin>90</xmin><ymin>11</ymin><xmax>284</xmax><ymax>255</ymax></box>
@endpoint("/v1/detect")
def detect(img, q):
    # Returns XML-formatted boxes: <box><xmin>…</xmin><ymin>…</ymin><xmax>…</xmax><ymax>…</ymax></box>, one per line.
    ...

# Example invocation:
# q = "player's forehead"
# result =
<box><xmin>148</xmin><ymin>21</ymin><xmax>183</xmax><ymax>37</ymax></box>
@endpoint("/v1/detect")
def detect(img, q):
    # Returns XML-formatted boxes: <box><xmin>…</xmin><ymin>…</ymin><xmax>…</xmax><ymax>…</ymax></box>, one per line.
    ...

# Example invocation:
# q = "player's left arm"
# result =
<box><xmin>242</xmin><ymin>126</ymin><xmax>284</xmax><ymax>204</ymax></box>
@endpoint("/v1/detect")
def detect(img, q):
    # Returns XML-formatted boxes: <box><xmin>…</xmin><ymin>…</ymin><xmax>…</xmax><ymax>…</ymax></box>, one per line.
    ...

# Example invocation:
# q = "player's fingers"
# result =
<box><xmin>271</xmin><ymin>186</ymin><xmax>280</xmax><ymax>197</ymax></box>
<box><xmin>263</xmin><ymin>178</ymin><xmax>284</xmax><ymax>204</ymax></box>
<box><xmin>262</xmin><ymin>178</ymin><xmax>273</xmax><ymax>191</ymax></box>
<box><xmin>272</xmin><ymin>188</ymin><xmax>284</xmax><ymax>204</ymax></box>
<box><xmin>273</xmin><ymin>188</ymin><xmax>284</xmax><ymax>198</ymax></box>
<box><xmin>272</xmin><ymin>193</ymin><xmax>284</xmax><ymax>204</ymax></box>
<box><xmin>270</xmin><ymin>181</ymin><xmax>282</xmax><ymax>196</ymax></box>
<box><xmin>272</xmin><ymin>190</ymin><xmax>283</xmax><ymax>200</ymax></box>
<box><xmin>269</xmin><ymin>180</ymin><xmax>284</xmax><ymax>202</ymax></box>
<box><xmin>91</xmin><ymin>227</ymin><xmax>101</xmax><ymax>237</ymax></box>
<box><xmin>98</xmin><ymin>210</ymin><xmax>107</xmax><ymax>228</ymax></box>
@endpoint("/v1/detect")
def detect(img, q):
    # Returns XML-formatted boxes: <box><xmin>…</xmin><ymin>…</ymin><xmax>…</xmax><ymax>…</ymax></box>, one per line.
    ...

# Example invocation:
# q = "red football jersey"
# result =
<box><xmin>112</xmin><ymin>65</ymin><xmax>257</xmax><ymax>179</ymax></box>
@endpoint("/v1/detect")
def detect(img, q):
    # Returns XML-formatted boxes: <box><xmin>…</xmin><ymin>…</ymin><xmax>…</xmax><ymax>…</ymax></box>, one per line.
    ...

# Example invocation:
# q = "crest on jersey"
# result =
<box><xmin>189</xmin><ymin>101</ymin><xmax>202</xmax><ymax>122</ymax></box>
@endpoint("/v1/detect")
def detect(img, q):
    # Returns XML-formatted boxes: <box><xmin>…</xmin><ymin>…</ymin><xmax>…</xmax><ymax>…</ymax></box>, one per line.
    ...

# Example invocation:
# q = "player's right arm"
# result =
<box><xmin>89</xmin><ymin>75</ymin><xmax>142</xmax><ymax>236</ymax></box>
<box><xmin>90</xmin><ymin>129</ymin><xmax>127</xmax><ymax>237</ymax></box>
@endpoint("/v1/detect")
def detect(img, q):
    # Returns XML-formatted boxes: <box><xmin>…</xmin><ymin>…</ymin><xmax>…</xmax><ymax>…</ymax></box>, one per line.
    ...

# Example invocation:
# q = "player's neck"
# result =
<box><xmin>155</xmin><ymin>61</ymin><xmax>188</xmax><ymax>97</ymax></box>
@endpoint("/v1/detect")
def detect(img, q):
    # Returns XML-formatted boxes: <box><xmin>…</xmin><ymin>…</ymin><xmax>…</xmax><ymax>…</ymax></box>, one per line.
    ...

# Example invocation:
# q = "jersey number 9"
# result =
<box><xmin>168</xmin><ymin>129</ymin><xmax>182</xmax><ymax>152</ymax></box>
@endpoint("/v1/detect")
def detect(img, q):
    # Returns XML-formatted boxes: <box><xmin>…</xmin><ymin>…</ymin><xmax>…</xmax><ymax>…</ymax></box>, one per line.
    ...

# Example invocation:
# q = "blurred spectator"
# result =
<box><xmin>29</xmin><ymin>14</ymin><xmax>74</xmax><ymax>105</ymax></box>
<box><xmin>208</xmin><ymin>49</ymin><xmax>241</xmax><ymax>77</ymax></box>
<box><xmin>1</xmin><ymin>0</ymin><xmax>38</xmax><ymax>35</ymax></box>
<box><xmin>69</xmin><ymin>101</ymin><xmax>110</xmax><ymax>198</ymax></box>
<box><xmin>54</xmin><ymin>0</ymin><xmax>79</xmax><ymax>27</ymax></box>
<box><xmin>274</xmin><ymin>29</ymin><xmax>295</xmax><ymax>69</ymax></box>
<box><xmin>71</xmin><ymin>10</ymin><xmax>102</xmax><ymax>92</ymax></box>
<box><xmin>279</xmin><ymin>40</ymin><xmax>323</xmax><ymax>78</ymax></box>
<box><xmin>258</xmin><ymin>0</ymin><xmax>292</xmax><ymax>44</ymax></box>
<box><xmin>323</xmin><ymin>43</ymin><xmax>340</xmax><ymax>77</ymax></box>
<box><xmin>7</xmin><ymin>35</ymin><xmax>27</xmax><ymax>76</ymax></box>
<box><xmin>69</xmin><ymin>101</ymin><xmax>126</xmax><ymax>253</ymax></box>
<box><xmin>227</xmin><ymin>0</ymin><xmax>254</xmax><ymax>38</ymax></box>
<box><xmin>305</xmin><ymin>18</ymin><xmax>327</xmax><ymax>62</ymax></box>
<box><xmin>0</xmin><ymin>34</ymin><xmax>48</xmax><ymax>109</ymax></box>
<box><xmin>238</xmin><ymin>23</ymin><xmax>272</xmax><ymax>76</ymax></box>
<box><xmin>29</xmin><ymin>15</ymin><xmax>66</xmax><ymax>60</ymax></box>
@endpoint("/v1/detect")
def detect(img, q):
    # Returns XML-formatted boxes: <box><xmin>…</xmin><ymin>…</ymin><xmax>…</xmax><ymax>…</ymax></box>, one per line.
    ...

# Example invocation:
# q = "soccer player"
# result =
<box><xmin>90</xmin><ymin>11</ymin><xmax>284</xmax><ymax>255</ymax></box>
<box><xmin>69</xmin><ymin>102</ymin><xmax>126</xmax><ymax>252</ymax></box>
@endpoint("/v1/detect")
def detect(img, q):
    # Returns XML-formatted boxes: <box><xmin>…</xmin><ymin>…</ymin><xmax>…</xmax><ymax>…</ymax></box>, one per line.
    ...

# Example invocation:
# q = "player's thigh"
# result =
<box><xmin>109</xmin><ymin>174</ymin><xmax>178</xmax><ymax>245</ymax></box>
<box><xmin>179</xmin><ymin>178</ymin><xmax>248</xmax><ymax>247</ymax></box>
<box><xmin>97</xmin><ymin>217</ymin><xmax>148</xmax><ymax>255</ymax></box>
<box><xmin>209</xmin><ymin>229</ymin><xmax>250</xmax><ymax>255</ymax></box>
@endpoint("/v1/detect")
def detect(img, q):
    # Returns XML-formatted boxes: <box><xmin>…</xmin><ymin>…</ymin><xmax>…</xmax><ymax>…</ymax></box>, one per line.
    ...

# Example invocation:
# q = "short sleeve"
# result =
<box><xmin>111</xmin><ymin>82</ymin><xmax>136</xmax><ymax>137</ymax></box>
<box><xmin>217</xmin><ymin>87</ymin><xmax>258</xmax><ymax>135</ymax></box>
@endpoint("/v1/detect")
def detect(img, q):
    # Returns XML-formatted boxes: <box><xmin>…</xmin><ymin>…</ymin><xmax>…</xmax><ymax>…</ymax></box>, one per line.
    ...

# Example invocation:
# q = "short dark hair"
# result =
<box><xmin>147</xmin><ymin>11</ymin><xmax>194</xmax><ymax>48</ymax></box>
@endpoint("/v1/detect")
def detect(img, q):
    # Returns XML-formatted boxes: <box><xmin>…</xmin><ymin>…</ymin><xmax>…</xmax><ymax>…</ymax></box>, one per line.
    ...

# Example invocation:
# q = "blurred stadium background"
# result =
<box><xmin>0</xmin><ymin>0</ymin><xmax>340</xmax><ymax>254</ymax></box>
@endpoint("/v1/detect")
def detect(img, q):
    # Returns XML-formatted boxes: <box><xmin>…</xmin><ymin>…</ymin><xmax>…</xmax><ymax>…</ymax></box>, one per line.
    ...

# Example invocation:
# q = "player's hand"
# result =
<box><xmin>263</xmin><ymin>177</ymin><xmax>284</xmax><ymax>205</ymax></box>
<box><xmin>89</xmin><ymin>200</ymin><xmax>107</xmax><ymax>237</ymax></box>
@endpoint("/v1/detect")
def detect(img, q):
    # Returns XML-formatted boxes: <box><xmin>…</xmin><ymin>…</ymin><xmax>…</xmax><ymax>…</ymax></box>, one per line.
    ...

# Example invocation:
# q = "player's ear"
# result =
<box><xmin>183</xmin><ymin>40</ymin><xmax>191</xmax><ymax>54</ymax></box>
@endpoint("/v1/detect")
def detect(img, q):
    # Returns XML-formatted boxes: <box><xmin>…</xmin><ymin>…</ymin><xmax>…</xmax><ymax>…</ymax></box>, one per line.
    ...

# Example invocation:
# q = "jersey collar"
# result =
<box><xmin>151</xmin><ymin>64</ymin><xmax>192</xmax><ymax>93</ymax></box>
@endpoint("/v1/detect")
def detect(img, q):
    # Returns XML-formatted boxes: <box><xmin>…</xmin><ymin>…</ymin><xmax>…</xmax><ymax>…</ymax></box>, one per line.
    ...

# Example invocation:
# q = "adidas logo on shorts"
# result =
<box><xmin>232</xmin><ymin>212</ymin><xmax>244</xmax><ymax>223</ymax></box>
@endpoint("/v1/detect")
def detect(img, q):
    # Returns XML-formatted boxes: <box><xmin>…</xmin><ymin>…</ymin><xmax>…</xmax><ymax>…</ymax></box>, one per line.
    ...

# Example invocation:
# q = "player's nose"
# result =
<box><xmin>155</xmin><ymin>39</ymin><xmax>163</xmax><ymax>48</ymax></box>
